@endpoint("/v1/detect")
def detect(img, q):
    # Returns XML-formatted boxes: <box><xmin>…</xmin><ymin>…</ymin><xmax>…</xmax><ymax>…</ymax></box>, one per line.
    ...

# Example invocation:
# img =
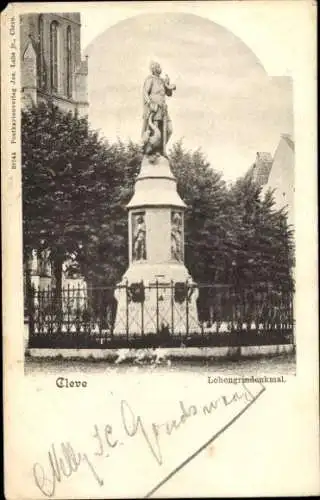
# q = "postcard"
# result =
<box><xmin>2</xmin><ymin>1</ymin><xmax>319</xmax><ymax>498</ymax></box>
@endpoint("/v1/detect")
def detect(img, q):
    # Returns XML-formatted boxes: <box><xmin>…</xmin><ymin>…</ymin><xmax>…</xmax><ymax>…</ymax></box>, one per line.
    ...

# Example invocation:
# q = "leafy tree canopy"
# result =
<box><xmin>22</xmin><ymin>103</ymin><xmax>294</xmax><ymax>291</ymax></box>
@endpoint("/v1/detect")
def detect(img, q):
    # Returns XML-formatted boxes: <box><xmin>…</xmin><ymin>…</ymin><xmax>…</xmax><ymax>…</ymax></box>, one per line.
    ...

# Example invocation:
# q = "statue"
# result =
<box><xmin>171</xmin><ymin>211</ymin><xmax>183</xmax><ymax>261</ymax></box>
<box><xmin>133</xmin><ymin>213</ymin><xmax>146</xmax><ymax>261</ymax></box>
<box><xmin>30</xmin><ymin>249</ymin><xmax>38</xmax><ymax>274</ymax></box>
<box><xmin>39</xmin><ymin>248</ymin><xmax>51</xmax><ymax>276</ymax></box>
<box><xmin>142</xmin><ymin>61</ymin><xmax>176</xmax><ymax>157</ymax></box>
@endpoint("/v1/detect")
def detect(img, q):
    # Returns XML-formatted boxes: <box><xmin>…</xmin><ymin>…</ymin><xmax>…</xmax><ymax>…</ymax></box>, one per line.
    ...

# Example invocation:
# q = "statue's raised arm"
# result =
<box><xmin>141</xmin><ymin>61</ymin><xmax>176</xmax><ymax>158</ymax></box>
<box><xmin>163</xmin><ymin>73</ymin><xmax>176</xmax><ymax>96</ymax></box>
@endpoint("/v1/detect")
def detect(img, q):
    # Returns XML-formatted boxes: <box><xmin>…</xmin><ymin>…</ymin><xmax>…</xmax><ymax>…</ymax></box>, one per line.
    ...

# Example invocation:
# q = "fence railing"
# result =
<box><xmin>26</xmin><ymin>282</ymin><xmax>294</xmax><ymax>349</ymax></box>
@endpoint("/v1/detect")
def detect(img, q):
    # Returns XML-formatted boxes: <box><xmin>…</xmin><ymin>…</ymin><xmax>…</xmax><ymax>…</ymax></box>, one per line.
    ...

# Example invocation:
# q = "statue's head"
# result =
<box><xmin>173</xmin><ymin>212</ymin><xmax>182</xmax><ymax>224</ymax></box>
<box><xmin>150</xmin><ymin>61</ymin><xmax>162</xmax><ymax>76</ymax></box>
<box><xmin>137</xmin><ymin>215</ymin><xmax>144</xmax><ymax>224</ymax></box>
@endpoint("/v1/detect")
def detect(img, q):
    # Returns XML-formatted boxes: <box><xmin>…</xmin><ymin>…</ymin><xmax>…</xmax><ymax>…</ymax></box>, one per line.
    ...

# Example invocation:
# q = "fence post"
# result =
<box><xmin>50</xmin><ymin>286</ymin><xmax>54</xmax><ymax>336</ymax></box>
<box><xmin>186</xmin><ymin>280</ymin><xmax>189</xmax><ymax>336</ymax></box>
<box><xmin>67</xmin><ymin>284</ymin><xmax>70</xmax><ymax>333</ymax></box>
<box><xmin>38</xmin><ymin>287</ymin><xmax>42</xmax><ymax>335</ymax></box>
<box><xmin>156</xmin><ymin>280</ymin><xmax>159</xmax><ymax>334</ymax></box>
<box><xmin>110</xmin><ymin>285</ymin><xmax>114</xmax><ymax>339</ymax></box>
<box><xmin>83</xmin><ymin>282</ymin><xmax>93</xmax><ymax>347</ymax></box>
<box><xmin>76</xmin><ymin>284</ymin><xmax>80</xmax><ymax>334</ymax></box>
<box><xmin>291</xmin><ymin>290</ymin><xmax>295</xmax><ymax>344</ymax></box>
<box><xmin>126</xmin><ymin>280</ymin><xmax>129</xmax><ymax>342</ymax></box>
<box><xmin>45</xmin><ymin>285</ymin><xmax>49</xmax><ymax>335</ymax></box>
<box><xmin>141</xmin><ymin>280</ymin><xmax>144</xmax><ymax>336</ymax></box>
<box><xmin>98</xmin><ymin>287</ymin><xmax>102</xmax><ymax>338</ymax></box>
<box><xmin>28</xmin><ymin>284</ymin><xmax>35</xmax><ymax>343</ymax></box>
<box><xmin>171</xmin><ymin>280</ymin><xmax>174</xmax><ymax>336</ymax></box>
<box><xmin>231</xmin><ymin>287</ymin><xmax>236</xmax><ymax>333</ymax></box>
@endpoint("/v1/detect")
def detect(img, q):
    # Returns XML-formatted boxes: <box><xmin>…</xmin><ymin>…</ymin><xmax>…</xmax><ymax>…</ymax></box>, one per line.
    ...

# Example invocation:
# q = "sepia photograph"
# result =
<box><xmin>2</xmin><ymin>2</ymin><xmax>318</xmax><ymax>499</ymax></box>
<box><xmin>21</xmin><ymin>9</ymin><xmax>295</xmax><ymax>373</ymax></box>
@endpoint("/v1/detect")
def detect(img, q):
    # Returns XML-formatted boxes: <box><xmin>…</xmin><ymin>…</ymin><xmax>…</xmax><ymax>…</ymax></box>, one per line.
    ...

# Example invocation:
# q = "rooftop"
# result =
<box><xmin>248</xmin><ymin>135</ymin><xmax>295</xmax><ymax>187</ymax></box>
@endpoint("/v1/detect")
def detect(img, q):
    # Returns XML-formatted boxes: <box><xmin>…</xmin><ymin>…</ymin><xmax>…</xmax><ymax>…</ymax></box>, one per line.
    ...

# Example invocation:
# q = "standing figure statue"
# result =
<box><xmin>39</xmin><ymin>248</ymin><xmax>52</xmax><ymax>276</ymax></box>
<box><xmin>133</xmin><ymin>214</ymin><xmax>146</xmax><ymax>261</ymax></box>
<box><xmin>142</xmin><ymin>61</ymin><xmax>176</xmax><ymax>157</ymax></box>
<box><xmin>171</xmin><ymin>211</ymin><xmax>183</xmax><ymax>262</ymax></box>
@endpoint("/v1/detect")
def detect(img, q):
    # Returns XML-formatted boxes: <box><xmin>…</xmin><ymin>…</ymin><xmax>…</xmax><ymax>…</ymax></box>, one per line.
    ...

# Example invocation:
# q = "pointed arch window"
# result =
<box><xmin>38</xmin><ymin>15</ymin><xmax>45</xmax><ymax>88</ymax></box>
<box><xmin>66</xmin><ymin>26</ymin><xmax>72</xmax><ymax>98</ymax></box>
<box><xmin>50</xmin><ymin>21</ymin><xmax>59</xmax><ymax>92</ymax></box>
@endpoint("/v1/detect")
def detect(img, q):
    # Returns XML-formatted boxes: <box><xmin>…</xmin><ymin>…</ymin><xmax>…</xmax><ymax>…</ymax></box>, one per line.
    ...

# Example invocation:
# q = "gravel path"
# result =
<box><xmin>25</xmin><ymin>352</ymin><xmax>295</xmax><ymax>376</ymax></box>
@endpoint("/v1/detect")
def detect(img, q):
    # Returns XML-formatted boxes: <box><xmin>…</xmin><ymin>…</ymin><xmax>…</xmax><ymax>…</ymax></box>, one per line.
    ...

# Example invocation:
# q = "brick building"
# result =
<box><xmin>248</xmin><ymin>135</ymin><xmax>294</xmax><ymax>227</ymax></box>
<box><xmin>262</xmin><ymin>135</ymin><xmax>294</xmax><ymax>227</ymax></box>
<box><xmin>248</xmin><ymin>152</ymin><xmax>273</xmax><ymax>186</ymax></box>
<box><xmin>20</xmin><ymin>12</ymin><xmax>88</xmax><ymax>115</ymax></box>
<box><xmin>21</xmin><ymin>13</ymin><xmax>88</xmax><ymax>292</ymax></box>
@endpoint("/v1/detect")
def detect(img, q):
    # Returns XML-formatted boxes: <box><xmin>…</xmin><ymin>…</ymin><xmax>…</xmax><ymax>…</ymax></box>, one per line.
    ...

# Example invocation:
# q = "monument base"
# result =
<box><xmin>113</xmin><ymin>263</ymin><xmax>201</xmax><ymax>336</ymax></box>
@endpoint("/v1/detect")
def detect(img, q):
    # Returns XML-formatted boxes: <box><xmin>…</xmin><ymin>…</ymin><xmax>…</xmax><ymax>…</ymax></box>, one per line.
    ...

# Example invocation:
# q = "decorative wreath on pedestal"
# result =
<box><xmin>128</xmin><ymin>282</ymin><xmax>145</xmax><ymax>303</ymax></box>
<box><xmin>174</xmin><ymin>282</ymin><xmax>195</xmax><ymax>304</ymax></box>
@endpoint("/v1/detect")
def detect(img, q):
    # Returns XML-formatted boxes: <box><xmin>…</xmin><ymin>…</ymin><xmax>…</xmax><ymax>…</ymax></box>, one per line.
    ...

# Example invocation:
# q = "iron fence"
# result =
<box><xmin>27</xmin><ymin>282</ymin><xmax>294</xmax><ymax>349</ymax></box>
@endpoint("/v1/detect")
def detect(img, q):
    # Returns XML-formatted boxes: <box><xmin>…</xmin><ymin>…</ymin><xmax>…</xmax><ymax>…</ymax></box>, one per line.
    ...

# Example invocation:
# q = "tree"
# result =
<box><xmin>228</xmin><ymin>173</ymin><xmax>294</xmax><ymax>289</ymax></box>
<box><xmin>169</xmin><ymin>141</ymin><xmax>232</xmax><ymax>285</ymax></box>
<box><xmin>75</xmin><ymin>139</ymin><xmax>142</xmax><ymax>287</ymax></box>
<box><xmin>23</xmin><ymin>103</ymin><xmax>294</xmax><ymax>299</ymax></box>
<box><xmin>22</xmin><ymin>103</ymin><xmax>141</xmax><ymax>292</ymax></box>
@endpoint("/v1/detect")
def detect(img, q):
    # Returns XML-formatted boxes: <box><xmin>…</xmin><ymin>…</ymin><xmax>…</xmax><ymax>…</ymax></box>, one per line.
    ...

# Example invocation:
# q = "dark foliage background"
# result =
<box><xmin>22</xmin><ymin>103</ymin><xmax>294</xmax><ymax>292</ymax></box>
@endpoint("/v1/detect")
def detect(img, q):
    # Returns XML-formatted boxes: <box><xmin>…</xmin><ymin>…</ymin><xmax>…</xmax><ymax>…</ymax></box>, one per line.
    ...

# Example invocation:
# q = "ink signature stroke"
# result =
<box><xmin>32</xmin><ymin>382</ymin><xmax>266</xmax><ymax>498</ymax></box>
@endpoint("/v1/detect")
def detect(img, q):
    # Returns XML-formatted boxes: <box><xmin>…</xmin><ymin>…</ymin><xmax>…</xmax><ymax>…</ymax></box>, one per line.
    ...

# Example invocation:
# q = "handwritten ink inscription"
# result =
<box><xmin>33</xmin><ymin>383</ymin><xmax>264</xmax><ymax>497</ymax></box>
<box><xmin>33</xmin><ymin>443</ymin><xmax>103</xmax><ymax>498</ymax></box>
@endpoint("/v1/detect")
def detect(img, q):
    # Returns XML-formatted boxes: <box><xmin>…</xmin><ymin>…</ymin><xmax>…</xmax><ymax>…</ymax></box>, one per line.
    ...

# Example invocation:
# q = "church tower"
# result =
<box><xmin>20</xmin><ymin>13</ymin><xmax>88</xmax><ymax>116</ymax></box>
<box><xmin>20</xmin><ymin>13</ymin><xmax>89</xmax><ymax>294</ymax></box>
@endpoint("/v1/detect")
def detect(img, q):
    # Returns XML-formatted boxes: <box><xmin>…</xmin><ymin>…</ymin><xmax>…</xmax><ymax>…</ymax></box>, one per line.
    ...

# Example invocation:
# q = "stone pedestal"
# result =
<box><xmin>113</xmin><ymin>155</ymin><xmax>201</xmax><ymax>336</ymax></box>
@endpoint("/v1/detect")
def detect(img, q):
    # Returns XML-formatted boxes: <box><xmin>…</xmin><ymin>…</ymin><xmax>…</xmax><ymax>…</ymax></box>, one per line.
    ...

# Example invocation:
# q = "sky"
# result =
<box><xmin>78</xmin><ymin>3</ymin><xmax>295</xmax><ymax>182</ymax></box>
